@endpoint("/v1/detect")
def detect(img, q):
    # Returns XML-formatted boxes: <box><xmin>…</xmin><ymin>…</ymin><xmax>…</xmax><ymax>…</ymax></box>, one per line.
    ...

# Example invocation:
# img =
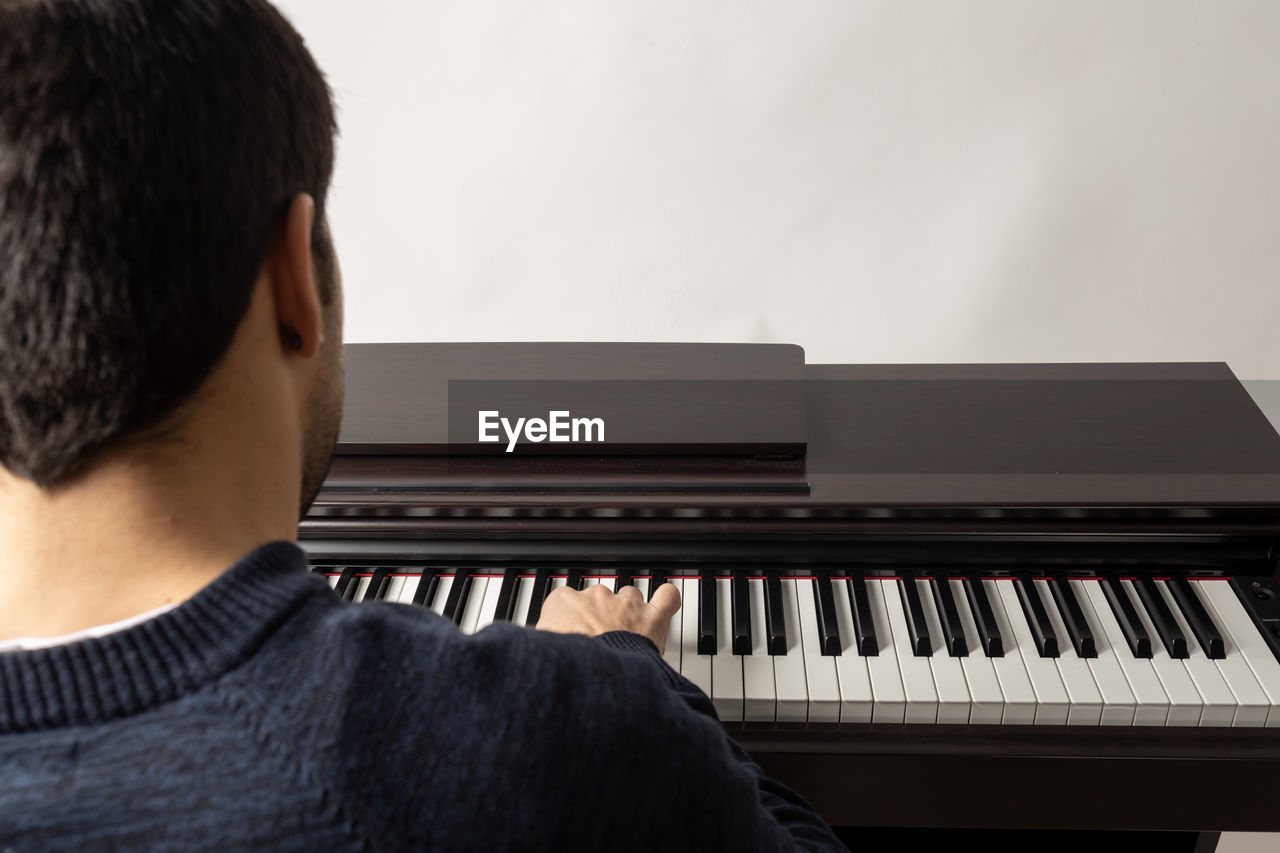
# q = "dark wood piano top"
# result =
<box><xmin>317</xmin><ymin>344</ymin><xmax>1280</xmax><ymax>523</ymax></box>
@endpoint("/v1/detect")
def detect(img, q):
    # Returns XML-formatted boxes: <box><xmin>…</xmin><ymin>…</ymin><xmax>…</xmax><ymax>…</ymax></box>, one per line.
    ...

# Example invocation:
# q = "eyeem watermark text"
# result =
<box><xmin>478</xmin><ymin>410</ymin><xmax>605</xmax><ymax>452</ymax></box>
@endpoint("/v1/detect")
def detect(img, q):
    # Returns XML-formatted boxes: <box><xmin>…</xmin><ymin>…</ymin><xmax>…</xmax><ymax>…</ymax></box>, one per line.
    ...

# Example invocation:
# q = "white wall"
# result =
<box><xmin>275</xmin><ymin>0</ymin><xmax>1280</xmax><ymax>377</ymax></box>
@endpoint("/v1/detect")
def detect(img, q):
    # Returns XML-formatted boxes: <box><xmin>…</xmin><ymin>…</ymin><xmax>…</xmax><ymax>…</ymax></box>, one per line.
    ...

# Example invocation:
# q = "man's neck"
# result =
<box><xmin>0</xmin><ymin>372</ymin><xmax>304</xmax><ymax>642</ymax></box>
<box><xmin>0</xmin><ymin>472</ymin><xmax>286</xmax><ymax>640</ymax></box>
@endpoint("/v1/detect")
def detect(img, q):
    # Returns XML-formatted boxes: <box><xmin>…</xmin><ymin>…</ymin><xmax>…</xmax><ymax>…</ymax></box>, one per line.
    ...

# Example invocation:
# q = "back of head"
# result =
<box><xmin>0</xmin><ymin>0</ymin><xmax>337</xmax><ymax>487</ymax></box>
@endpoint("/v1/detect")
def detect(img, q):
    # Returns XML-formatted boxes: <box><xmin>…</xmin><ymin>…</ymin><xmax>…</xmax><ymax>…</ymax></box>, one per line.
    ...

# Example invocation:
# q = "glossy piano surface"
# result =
<box><xmin>301</xmin><ymin>343</ymin><xmax>1280</xmax><ymax>833</ymax></box>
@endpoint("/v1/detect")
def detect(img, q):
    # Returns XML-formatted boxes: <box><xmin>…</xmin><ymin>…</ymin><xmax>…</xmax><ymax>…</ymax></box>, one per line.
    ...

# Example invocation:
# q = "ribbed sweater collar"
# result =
<box><xmin>0</xmin><ymin>541</ymin><xmax>321</xmax><ymax>734</ymax></box>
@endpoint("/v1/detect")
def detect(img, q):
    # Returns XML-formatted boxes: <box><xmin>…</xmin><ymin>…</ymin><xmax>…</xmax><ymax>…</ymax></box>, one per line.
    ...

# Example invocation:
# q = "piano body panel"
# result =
<box><xmin>745</xmin><ymin>731</ymin><xmax>1280</xmax><ymax>831</ymax></box>
<box><xmin>319</xmin><ymin>452</ymin><xmax>1280</xmax><ymax>511</ymax></box>
<box><xmin>299</xmin><ymin>533</ymin><xmax>1276</xmax><ymax>572</ymax></box>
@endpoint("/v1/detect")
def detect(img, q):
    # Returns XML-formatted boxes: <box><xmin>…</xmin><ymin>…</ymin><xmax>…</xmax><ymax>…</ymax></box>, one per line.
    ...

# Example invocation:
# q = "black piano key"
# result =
<box><xmin>648</xmin><ymin>570</ymin><xmax>668</xmax><ymax>601</ymax></box>
<box><xmin>764</xmin><ymin>571</ymin><xmax>787</xmax><ymax>656</ymax></box>
<box><xmin>731</xmin><ymin>572</ymin><xmax>751</xmax><ymax>655</ymax></box>
<box><xmin>962</xmin><ymin>575</ymin><xmax>1002</xmax><ymax>657</ymax></box>
<box><xmin>310</xmin><ymin>565</ymin><xmax>328</xmax><ymax>576</ymax></box>
<box><xmin>1167</xmin><ymin>577</ymin><xmax>1225</xmax><ymax>660</ymax></box>
<box><xmin>525</xmin><ymin>568</ymin><xmax>553</xmax><ymax>626</ymax></box>
<box><xmin>1048</xmin><ymin>573</ymin><xmax>1096</xmax><ymax>658</ymax></box>
<box><xmin>1099</xmin><ymin>576</ymin><xmax>1151</xmax><ymax>658</ymax></box>
<box><xmin>813</xmin><ymin>571</ymin><xmax>841</xmax><ymax>656</ymax></box>
<box><xmin>929</xmin><ymin>576</ymin><xmax>967</xmax><ymax>657</ymax></box>
<box><xmin>565</xmin><ymin>568</ymin><xmax>585</xmax><ymax>591</ymax></box>
<box><xmin>896</xmin><ymin>575</ymin><xmax>932</xmax><ymax>656</ymax></box>
<box><xmin>442</xmin><ymin>569</ymin><xmax>473</xmax><ymax>626</ymax></box>
<box><xmin>333</xmin><ymin>566</ymin><xmax>357</xmax><ymax>601</ymax></box>
<box><xmin>362</xmin><ymin>568</ymin><xmax>390</xmax><ymax>603</ymax></box>
<box><xmin>697</xmin><ymin>568</ymin><xmax>717</xmax><ymax>655</ymax></box>
<box><xmin>847</xmin><ymin>574</ymin><xmax>878</xmax><ymax>656</ymax></box>
<box><xmin>411</xmin><ymin>567</ymin><xmax>442</xmax><ymax>608</ymax></box>
<box><xmin>492</xmin><ymin>568</ymin><xmax>519</xmax><ymax>622</ymax></box>
<box><xmin>1013</xmin><ymin>572</ymin><xmax>1058</xmax><ymax>658</ymax></box>
<box><xmin>350</xmin><ymin>571</ymin><xmax>373</xmax><ymax>603</ymax></box>
<box><xmin>615</xmin><ymin>568</ymin><xmax>635</xmax><ymax>590</ymax></box>
<box><xmin>1133</xmin><ymin>576</ymin><xmax>1188</xmax><ymax>659</ymax></box>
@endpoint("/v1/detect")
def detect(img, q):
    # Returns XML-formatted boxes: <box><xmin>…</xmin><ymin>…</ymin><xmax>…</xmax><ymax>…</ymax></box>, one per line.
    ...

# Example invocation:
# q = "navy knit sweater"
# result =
<box><xmin>0</xmin><ymin>542</ymin><xmax>847</xmax><ymax>851</ymax></box>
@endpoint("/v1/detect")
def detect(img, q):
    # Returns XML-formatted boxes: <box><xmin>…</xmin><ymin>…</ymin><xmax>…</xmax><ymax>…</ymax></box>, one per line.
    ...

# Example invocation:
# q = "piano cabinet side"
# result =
<box><xmin>734</xmin><ymin>724</ymin><xmax>1280</xmax><ymax>832</ymax></box>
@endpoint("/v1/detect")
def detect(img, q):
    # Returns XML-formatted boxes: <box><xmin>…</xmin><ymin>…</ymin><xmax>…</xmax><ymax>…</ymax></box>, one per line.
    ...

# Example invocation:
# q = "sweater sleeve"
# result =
<box><xmin>304</xmin><ymin>605</ymin><xmax>850</xmax><ymax>851</ymax></box>
<box><xmin>590</xmin><ymin>630</ymin><xmax>850</xmax><ymax>852</ymax></box>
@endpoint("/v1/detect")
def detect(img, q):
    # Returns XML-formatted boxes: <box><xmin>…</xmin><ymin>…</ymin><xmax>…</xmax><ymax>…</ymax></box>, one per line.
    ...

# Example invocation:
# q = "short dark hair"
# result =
<box><xmin>0</xmin><ymin>0</ymin><xmax>337</xmax><ymax>486</ymax></box>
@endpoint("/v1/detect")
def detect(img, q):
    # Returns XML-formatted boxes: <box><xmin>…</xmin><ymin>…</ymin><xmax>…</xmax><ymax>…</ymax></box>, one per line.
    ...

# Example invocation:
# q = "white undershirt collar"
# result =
<box><xmin>0</xmin><ymin>601</ymin><xmax>179</xmax><ymax>653</ymax></box>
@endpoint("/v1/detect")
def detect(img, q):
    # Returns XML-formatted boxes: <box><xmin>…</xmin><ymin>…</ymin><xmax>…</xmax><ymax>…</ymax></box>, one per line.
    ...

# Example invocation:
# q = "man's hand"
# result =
<box><xmin>535</xmin><ymin>581</ymin><xmax>682</xmax><ymax>653</ymax></box>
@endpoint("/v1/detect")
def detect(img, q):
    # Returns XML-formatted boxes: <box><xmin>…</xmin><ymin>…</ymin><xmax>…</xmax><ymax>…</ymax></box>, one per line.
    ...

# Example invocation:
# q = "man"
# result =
<box><xmin>0</xmin><ymin>0</ymin><xmax>847</xmax><ymax>849</ymax></box>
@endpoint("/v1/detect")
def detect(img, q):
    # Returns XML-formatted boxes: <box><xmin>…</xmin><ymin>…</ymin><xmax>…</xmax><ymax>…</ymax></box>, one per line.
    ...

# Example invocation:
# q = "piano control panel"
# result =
<box><xmin>1238</xmin><ymin>574</ymin><xmax>1280</xmax><ymax>656</ymax></box>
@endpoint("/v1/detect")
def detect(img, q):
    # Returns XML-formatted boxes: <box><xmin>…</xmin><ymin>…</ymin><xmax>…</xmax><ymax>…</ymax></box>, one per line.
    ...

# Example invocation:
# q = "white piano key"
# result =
<box><xmin>1077</xmin><ymin>579</ymin><xmax>1170</xmax><ymax>726</ymax></box>
<box><xmin>991</xmin><ymin>579</ymin><xmax>1069</xmax><ymax>725</ymax></box>
<box><xmin>1196</xmin><ymin>579</ymin><xmax>1280</xmax><ymax>727</ymax></box>
<box><xmin>472</xmin><ymin>575</ymin><xmax>505</xmax><ymax>632</ymax></box>
<box><xmin>1066</xmin><ymin>580</ymin><xmax>1142</xmax><ymax>726</ymax></box>
<box><xmin>1034</xmin><ymin>579</ymin><xmax>1104</xmax><ymax>725</ymax></box>
<box><xmin>948</xmin><ymin>579</ymin><xmax>1006</xmax><ymax>724</ymax></box>
<box><xmin>523</xmin><ymin>575</ymin><xmax>569</xmax><ymax>632</ymax></box>
<box><xmin>325</xmin><ymin>572</ymin><xmax>339</xmax><ymax>590</ymax></box>
<box><xmin>1120</xmin><ymin>579</ymin><xmax>1221</xmax><ymax>726</ymax></box>
<box><xmin>978</xmin><ymin>579</ymin><xmax>1037</xmax><ymax>725</ymax></box>
<box><xmin>429</xmin><ymin>575</ymin><xmax>454</xmax><ymax>617</ymax></box>
<box><xmin>352</xmin><ymin>574</ymin><xmax>372</xmax><ymax>602</ymax></box>
<box><xmin>396</xmin><ymin>573</ymin><xmax>421</xmax><ymax>604</ymax></box>
<box><xmin>594</xmin><ymin>575</ymin><xmax>617</xmax><ymax>593</ymax></box>
<box><xmin>510</xmin><ymin>576</ymin><xmax>536</xmax><ymax>627</ymax></box>
<box><xmin>458</xmin><ymin>577</ymin><xmax>490</xmax><ymax>634</ymax></box>
<box><xmin>662</xmin><ymin>577</ymin><xmax>682</xmax><ymax>673</ymax></box>
<box><xmin>830</xmin><ymin>577</ymin><xmax>874</xmax><ymax>723</ymax></box>
<box><xmin>1125</xmin><ymin>579</ymin><xmax>1236</xmax><ymax>726</ymax></box>
<box><xmin>625</xmin><ymin>575</ymin><xmax>650</xmax><ymax>645</ymax></box>
<box><xmin>877</xmin><ymin>579</ymin><xmax>938</xmax><ymax>724</ymax></box>
<box><xmin>743</xmin><ymin>578</ymin><xmax>777</xmax><ymax>722</ymax></box>
<box><xmin>863</xmin><ymin>578</ymin><xmax>907</xmax><ymax>723</ymax></box>
<box><xmin>680</xmin><ymin>578</ymin><xmax>713</xmax><ymax>698</ymax></box>
<box><xmin>772</xmin><ymin>579</ymin><xmax>811</xmax><ymax>722</ymax></box>
<box><xmin>795</xmin><ymin>578</ymin><xmax>841</xmax><ymax>723</ymax></box>
<box><xmin>581</xmin><ymin>576</ymin><xmax>600</xmax><ymax>589</ymax></box>
<box><xmin>711</xmin><ymin>578</ymin><xmax>745</xmax><ymax>722</ymax></box>
<box><xmin>384</xmin><ymin>575</ymin><xmax>407</xmax><ymax>604</ymax></box>
<box><xmin>916</xmin><ymin>578</ymin><xmax>971</xmax><ymax>724</ymax></box>
<box><xmin>1157</xmin><ymin>580</ymin><xmax>1267</xmax><ymax>727</ymax></box>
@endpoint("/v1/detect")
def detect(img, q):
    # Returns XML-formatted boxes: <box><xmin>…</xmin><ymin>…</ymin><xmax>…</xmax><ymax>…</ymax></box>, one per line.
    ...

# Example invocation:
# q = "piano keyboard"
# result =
<box><xmin>314</xmin><ymin>566</ymin><xmax>1280</xmax><ymax>727</ymax></box>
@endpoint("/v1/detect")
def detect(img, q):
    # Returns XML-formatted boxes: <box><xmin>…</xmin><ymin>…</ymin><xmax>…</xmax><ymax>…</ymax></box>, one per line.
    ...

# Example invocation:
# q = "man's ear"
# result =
<box><xmin>269</xmin><ymin>193</ymin><xmax>323</xmax><ymax>358</ymax></box>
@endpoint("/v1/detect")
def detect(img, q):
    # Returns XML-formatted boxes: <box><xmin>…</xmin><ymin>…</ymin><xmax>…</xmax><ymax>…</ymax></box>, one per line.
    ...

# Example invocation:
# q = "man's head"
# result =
<box><xmin>0</xmin><ymin>0</ymin><xmax>341</xmax><ymax>511</ymax></box>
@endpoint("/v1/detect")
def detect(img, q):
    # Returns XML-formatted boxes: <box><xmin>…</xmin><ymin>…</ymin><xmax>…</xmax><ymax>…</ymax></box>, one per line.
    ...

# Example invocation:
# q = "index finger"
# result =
<box><xmin>649</xmin><ymin>580</ymin><xmax>682</xmax><ymax>621</ymax></box>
